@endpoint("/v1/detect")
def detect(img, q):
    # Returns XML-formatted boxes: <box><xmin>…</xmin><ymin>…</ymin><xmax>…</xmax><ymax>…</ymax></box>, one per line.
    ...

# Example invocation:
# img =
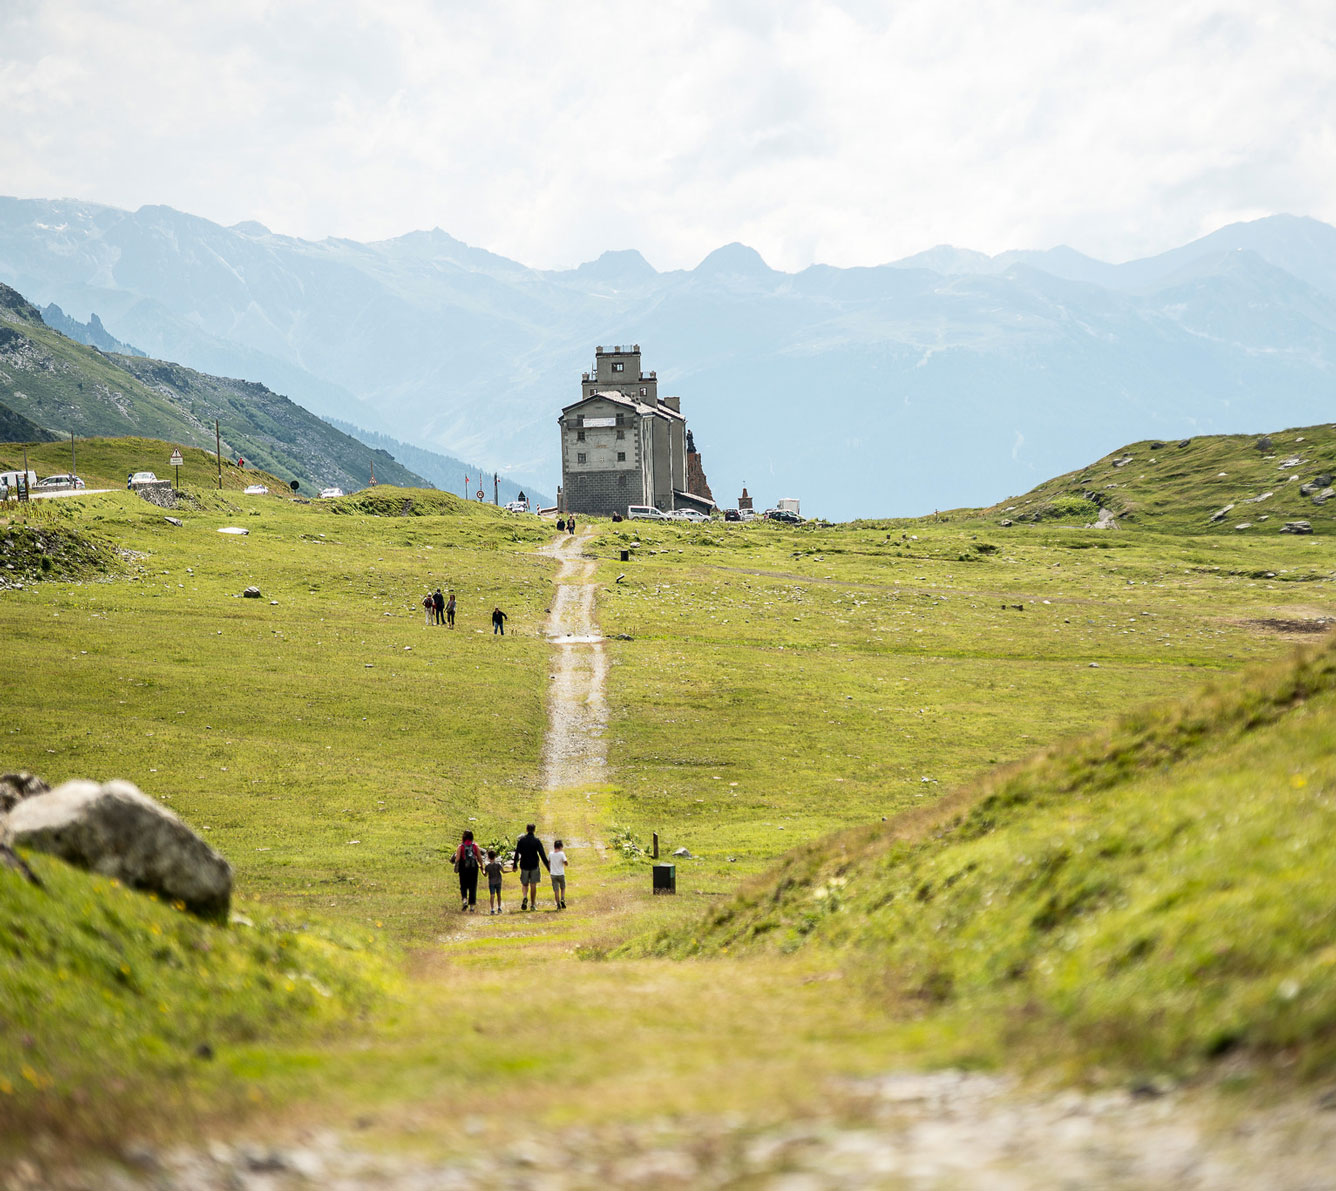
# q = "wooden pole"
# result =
<box><xmin>652</xmin><ymin>831</ymin><xmax>659</xmax><ymax>859</ymax></box>
<box><xmin>215</xmin><ymin>420</ymin><xmax>222</xmax><ymax>489</ymax></box>
<box><xmin>70</xmin><ymin>431</ymin><xmax>76</xmax><ymax>478</ymax></box>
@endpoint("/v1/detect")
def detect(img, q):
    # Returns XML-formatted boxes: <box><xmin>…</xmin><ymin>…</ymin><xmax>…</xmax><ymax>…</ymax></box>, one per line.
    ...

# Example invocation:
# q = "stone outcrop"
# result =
<box><xmin>0</xmin><ymin>770</ymin><xmax>48</xmax><ymax>814</ymax></box>
<box><xmin>3</xmin><ymin>779</ymin><xmax>232</xmax><ymax>918</ymax></box>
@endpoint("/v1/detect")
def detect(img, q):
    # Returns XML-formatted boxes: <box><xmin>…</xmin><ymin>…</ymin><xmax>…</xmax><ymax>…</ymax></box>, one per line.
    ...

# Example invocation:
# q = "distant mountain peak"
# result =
<box><xmin>230</xmin><ymin>220</ymin><xmax>271</xmax><ymax>236</ymax></box>
<box><xmin>694</xmin><ymin>243</ymin><xmax>773</xmax><ymax>277</ymax></box>
<box><xmin>573</xmin><ymin>249</ymin><xmax>656</xmax><ymax>282</ymax></box>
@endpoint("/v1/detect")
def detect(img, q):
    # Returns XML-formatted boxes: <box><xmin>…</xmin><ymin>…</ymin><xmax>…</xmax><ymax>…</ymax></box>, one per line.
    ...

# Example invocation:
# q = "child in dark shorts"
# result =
<box><xmin>485</xmin><ymin>849</ymin><xmax>504</xmax><ymax>914</ymax></box>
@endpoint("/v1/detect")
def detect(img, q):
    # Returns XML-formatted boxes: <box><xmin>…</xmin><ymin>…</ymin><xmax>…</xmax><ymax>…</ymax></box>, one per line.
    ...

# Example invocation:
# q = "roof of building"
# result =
<box><xmin>560</xmin><ymin>389</ymin><xmax>684</xmax><ymax>420</ymax></box>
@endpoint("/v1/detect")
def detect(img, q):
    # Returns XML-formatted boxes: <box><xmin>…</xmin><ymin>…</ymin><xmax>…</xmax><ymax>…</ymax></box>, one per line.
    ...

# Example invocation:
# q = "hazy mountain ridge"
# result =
<box><xmin>0</xmin><ymin>281</ymin><xmax>429</xmax><ymax>493</ymax></box>
<box><xmin>3</xmin><ymin>198</ymin><xmax>1336</xmax><ymax>518</ymax></box>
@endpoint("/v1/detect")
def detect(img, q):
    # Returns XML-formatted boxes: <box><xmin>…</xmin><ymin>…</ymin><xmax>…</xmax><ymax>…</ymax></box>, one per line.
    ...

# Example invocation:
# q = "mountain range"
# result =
<box><xmin>2</xmin><ymin>198</ymin><xmax>1334</xmax><ymax>519</ymax></box>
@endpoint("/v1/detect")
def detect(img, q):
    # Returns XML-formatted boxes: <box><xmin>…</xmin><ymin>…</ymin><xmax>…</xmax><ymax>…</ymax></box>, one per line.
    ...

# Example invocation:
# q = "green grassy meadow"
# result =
<box><xmin>2</xmin><ymin>430</ymin><xmax>1336</xmax><ymax>1158</ymax></box>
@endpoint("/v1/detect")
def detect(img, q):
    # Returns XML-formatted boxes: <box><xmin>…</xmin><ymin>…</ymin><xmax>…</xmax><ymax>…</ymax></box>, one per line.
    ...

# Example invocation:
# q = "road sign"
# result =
<box><xmin>476</xmin><ymin>489</ymin><xmax>484</xmax><ymax>500</ymax></box>
<box><xmin>169</xmin><ymin>449</ymin><xmax>183</xmax><ymax>466</ymax></box>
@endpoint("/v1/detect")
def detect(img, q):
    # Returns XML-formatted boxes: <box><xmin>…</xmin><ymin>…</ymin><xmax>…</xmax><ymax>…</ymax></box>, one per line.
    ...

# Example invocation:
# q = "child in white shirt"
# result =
<box><xmin>549</xmin><ymin>839</ymin><xmax>569</xmax><ymax>909</ymax></box>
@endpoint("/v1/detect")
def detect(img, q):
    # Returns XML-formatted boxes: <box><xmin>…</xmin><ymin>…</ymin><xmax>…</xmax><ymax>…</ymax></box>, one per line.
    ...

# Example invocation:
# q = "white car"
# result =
<box><xmin>36</xmin><ymin>474</ymin><xmax>86</xmax><ymax>489</ymax></box>
<box><xmin>127</xmin><ymin>470</ymin><xmax>158</xmax><ymax>487</ymax></box>
<box><xmin>243</xmin><ymin>484</ymin><xmax>269</xmax><ymax>495</ymax></box>
<box><xmin>675</xmin><ymin>509</ymin><xmax>709</xmax><ymax>522</ymax></box>
<box><xmin>505</xmin><ymin>499</ymin><xmax>530</xmax><ymax>513</ymax></box>
<box><xmin>627</xmin><ymin>505</ymin><xmax>669</xmax><ymax>520</ymax></box>
<box><xmin>319</xmin><ymin>486</ymin><xmax>345</xmax><ymax>499</ymax></box>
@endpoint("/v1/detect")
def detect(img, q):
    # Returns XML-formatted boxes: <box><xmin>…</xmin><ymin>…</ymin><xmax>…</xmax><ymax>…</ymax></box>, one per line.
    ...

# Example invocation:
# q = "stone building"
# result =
<box><xmin>558</xmin><ymin>345</ymin><xmax>714</xmax><ymax>517</ymax></box>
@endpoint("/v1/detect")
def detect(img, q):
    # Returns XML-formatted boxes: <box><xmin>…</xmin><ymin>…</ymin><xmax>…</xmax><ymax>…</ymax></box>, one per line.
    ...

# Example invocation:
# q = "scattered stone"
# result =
<box><xmin>1178</xmin><ymin>439</ymin><xmax>1191</xmax><ymax>447</ymax></box>
<box><xmin>1234</xmin><ymin>523</ymin><xmax>1252</xmax><ymax>530</ymax></box>
<box><xmin>1255</xmin><ymin>435</ymin><xmax>1273</xmax><ymax>451</ymax></box>
<box><xmin>1313</xmin><ymin>488</ymin><xmax>1333</xmax><ymax>506</ymax></box>
<box><xmin>1208</xmin><ymin>504</ymin><xmax>1234</xmax><ymax>523</ymax></box>
<box><xmin>1278</xmin><ymin>457</ymin><xmax>1306</xmax><ymax>470</ymax></box>
<box><xmin>998</xmin><ymin>519</ymin><xmax>1013</xmax><ymax>527</ymax></box>
<box><xmin>3</xmin><ymin>779</ymin><xmax>233</xmax><ymax>918</ymax></box>
<box><xmin>1086</xmin><ymin>507</ymin><xmax>1118</xmax><ymax>530</ymax></box>
<box><xmin>217</xmin><ymin>527</ymin><xmax>249</xmax><ymax>536</ymax></box>
<box><xmin>1247</xmin><ymin>491</ymin><xmax>1274</xmax><ymax>503</ymax></box>
<box><xmin>1111</xmin><ymin>455</ymin><xmax>1133</xmax><ymax>468</ymax></box>
<box><xmin>242</xmin><ymin>586</ymin><xmax>261</xmax><ymax>598</ymax></box>
<box><xmin>163</xmin><ymin>516</ymin><xmax>183</xmax><ymax>527</ymax></box>
<box><xmin>1281</xmin><ymin>521</ymin><xmax>1313</xmax><ymax>535</ymax></box>
<box><xmin>1089</xmin><ymin>662</ymin><xmax>1099</xmax><ymax>667</ymax></box>
<box><xmin>673</xmin><ymin>847</ymin><xmax>693</xmax><ymax>858</ymax></box>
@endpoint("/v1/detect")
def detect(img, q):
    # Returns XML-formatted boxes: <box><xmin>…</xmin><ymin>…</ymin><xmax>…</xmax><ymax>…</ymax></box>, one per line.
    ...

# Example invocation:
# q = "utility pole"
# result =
<box><xmin>464</xmin><ymin>474</ymin><xmax>469</xmax><ymax>500</ymax></box>
<box><xmin>215</xmin><ymin>420</ymin><xmax>222</xmax><ymax>489</ymax></box>
<box><xmin>493</xmin><ymin>472</ymin><xmax>499</xmax><ymax>505</ymax></box>
<box><xmin>70</xmin><ymin>431</ymin><xmax>76</xmax><ymax>478</ymax></box>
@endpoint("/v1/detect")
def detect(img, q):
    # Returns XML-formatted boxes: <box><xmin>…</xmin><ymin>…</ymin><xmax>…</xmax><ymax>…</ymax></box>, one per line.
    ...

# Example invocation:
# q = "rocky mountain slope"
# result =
<box><xmin>3</xmin><ymin>199</ymin><xmax>1336</xmax><ymax>518</ymax></box>
<box><xmin>0</xmin><ymin>282</ymin><xmax>427</xmax><ymax>494</ymax></box>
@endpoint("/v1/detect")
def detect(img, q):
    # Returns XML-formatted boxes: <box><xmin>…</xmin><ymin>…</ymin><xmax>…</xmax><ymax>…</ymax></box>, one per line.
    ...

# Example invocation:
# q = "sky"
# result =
<box><xmin>2</xmin><ymin>0</ymin><xmax>1334</xmax><ymax>272</ymax></box>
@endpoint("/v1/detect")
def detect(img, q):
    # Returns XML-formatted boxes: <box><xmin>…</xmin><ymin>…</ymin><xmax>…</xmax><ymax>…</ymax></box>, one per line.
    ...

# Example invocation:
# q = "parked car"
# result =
<box><xmin>127</xmin><ymin>471</ymin><xmax>158</xmax><ymax>488</ymax></box>
<box><xmin>35</xmin><ymin>473</ymin><xmax>85</xmax><ymax>489</ymax></box>
<box><xmin>243</xmin><ymin>484</ymin><xmax>269</xmax><ymax>495</ymax></box>
<box><xmin>676</xmin><ymin>509</ymin><xmax>709</xmax><ymax>522</ymax></box>
<box><xmin>627</xmin><ymin>504</ymin><xmax>669</xmax><ymax>520</ymax></box>
<box><xmin>765</xmin><ymin>508</ymin><xmax>802</xmax><ymax>524</ymax></box>
<box><xmin>319</xmin><ymin>486</ymin><xmax>345</xmax><ymax>499</ymax></box>
<box><xmin>723</xmin><ymin>509</ymin><xmax>741</xmax><ymax>522</ymax></box>
<box><xmin>504</xmin><ymin>499</ymin><xmax>530</xmax><ymax>513</ymax></box>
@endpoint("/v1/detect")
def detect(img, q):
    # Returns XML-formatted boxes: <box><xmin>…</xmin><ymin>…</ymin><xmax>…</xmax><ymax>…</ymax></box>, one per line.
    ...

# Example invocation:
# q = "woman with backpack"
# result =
<box><xmin>453</xmin><ymin>829</ymin><xmax>484</xmax><ymax>912</ymax></box>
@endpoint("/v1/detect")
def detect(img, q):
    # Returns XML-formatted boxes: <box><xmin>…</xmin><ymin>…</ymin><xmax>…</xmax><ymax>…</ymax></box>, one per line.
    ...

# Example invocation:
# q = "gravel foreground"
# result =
<box><xmin>8</xmin><ymin>1072</ymin><xmax>1336</xmax><ymax>1190</ymax></box>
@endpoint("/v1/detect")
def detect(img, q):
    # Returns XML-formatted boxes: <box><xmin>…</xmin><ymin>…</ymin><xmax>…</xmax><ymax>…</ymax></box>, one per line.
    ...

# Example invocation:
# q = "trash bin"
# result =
<box><xmin>620</xmin><ymin>549</ymin><xmax>630</xmax><ymax>562</ymax></box>
<box><xmin>652</xmin><ymin>863</ymin><xmax>676</xmax><ymax>895</ymax></box>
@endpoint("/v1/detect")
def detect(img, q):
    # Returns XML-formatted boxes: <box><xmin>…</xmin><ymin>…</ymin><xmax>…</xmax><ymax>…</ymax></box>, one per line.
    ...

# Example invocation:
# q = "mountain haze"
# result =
<box><xmin>3</xmin><ymin>199</ymin><xmax>1336</xmax><ymax>519</ymax></box>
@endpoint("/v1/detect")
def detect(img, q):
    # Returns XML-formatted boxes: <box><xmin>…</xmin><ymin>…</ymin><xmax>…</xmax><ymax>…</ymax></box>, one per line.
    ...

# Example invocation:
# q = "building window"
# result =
<box><xmin>577</xmin><ymin>452</ymin><xmax>586</xmax><ymax>464</ymax></box>
<box><xmin>639</xmin><ymin>387</ymin><xmax>647</xmax><ymax>396</ymax></box>
<box><xmin>617</xmin><ymin>451</ymin><xmax>626</xmax><ymax>462</ymax></box>
<box><xmin>577</xmin><ymin>430</ymin><xmax>585</xmax><ymax>442</ymax></box>
<box><xmin>611</xmin><ymin>362</ymin><xmax>625</xmax><ymax>372</ymax></box>
<box><xmin>616</xmin><ymin>429</ymin><xmax>624</xmax><ymax>440</ymax></box>
<box><xmin>576</xmin><ymin>415</ymin><xmax>584</xmax><ymax>426</ymax></box>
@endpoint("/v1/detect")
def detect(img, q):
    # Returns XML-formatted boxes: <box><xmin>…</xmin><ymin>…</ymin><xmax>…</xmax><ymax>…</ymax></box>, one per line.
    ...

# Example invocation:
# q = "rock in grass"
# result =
<box><xmin>1209</xmin><ymin>503</ymin><xmax>1235</xmax><ymax>523</ymax></box>
<box><xmin>1281</xmin><ymin>521</ymin><xmax>1313</xmax><ymax>535</ymax></box>
<box><xmin>673</xmin><ymin>847</ymin><xmax>693</xmax><ymax>858</ymax></box>
<box><xmin>0</xmin><ymin>771</ymin><xmax>48</xmax><ymax>814</ymax></box>
<box><xmin>242</xmin><ymin>586</ymin><xmax>262</xmax><ymax>598</ymax></box>
<box><xmin>164</xmin><ymin>516</ymin><xmax>183</xmax><ymax>527</ymax></box>
<box><xmin>3</xmin><ymin>779</ymin><xmax>232</xmax><ymax>919</ymax></box>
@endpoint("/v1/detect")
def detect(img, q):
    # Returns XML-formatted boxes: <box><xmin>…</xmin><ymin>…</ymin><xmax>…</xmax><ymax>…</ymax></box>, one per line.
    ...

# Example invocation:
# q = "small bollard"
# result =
<box><xmin>652</xmin><ymin>831</ymin><xmax>659</xmax><ymax>859</ymax></box>
<box><xmin>620</xmin><ymin>549</ymin><xmax>630</xmax><ymax>562</ymax></box>
<box><xmin>652</xmin><ymin>863</ymin><xmax>676</xmax><ymax>895</ymax></box>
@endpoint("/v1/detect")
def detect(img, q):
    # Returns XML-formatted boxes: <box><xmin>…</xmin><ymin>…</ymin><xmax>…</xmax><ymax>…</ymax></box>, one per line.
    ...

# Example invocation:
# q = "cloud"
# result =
<box><xmin>1</xmin><ymin>0</ymin><xmax>1333</xmax><ymax>270</ymax></box>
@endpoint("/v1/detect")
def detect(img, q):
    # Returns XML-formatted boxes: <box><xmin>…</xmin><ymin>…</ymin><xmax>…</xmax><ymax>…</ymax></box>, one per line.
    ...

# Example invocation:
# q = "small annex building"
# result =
<box><xmin>557</xmin><ymin>345</ymin><xmax>713</xmax><ymax>517</ymax></box>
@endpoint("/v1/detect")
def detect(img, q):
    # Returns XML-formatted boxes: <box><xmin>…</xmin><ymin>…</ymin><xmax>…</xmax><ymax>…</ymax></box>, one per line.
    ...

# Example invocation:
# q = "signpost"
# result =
<box><xmin>169</xmin><ymin>448</ymin><xmax>183</xmax><ymax>491</ymax></box>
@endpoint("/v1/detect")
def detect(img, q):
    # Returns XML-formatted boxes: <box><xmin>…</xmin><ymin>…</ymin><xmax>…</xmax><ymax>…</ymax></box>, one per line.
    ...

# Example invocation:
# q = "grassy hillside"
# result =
<box><xmin>0</xmin><ymin>400</ymin><xmax>58</xmax><ymax>444</ymax></box>
<box><xmin>628</xmin><ymin>628</ymin><xmax>1336</xmax><ymax>1076</ymax></box>
<box><xmin>969</xmin><ymin>422</ymin><xmax>1336</xmax><ymax>533</ymax></box>
<box><xmin>3</xmin><ymin>427</ymin><xmax>1336</xmax><ymax>1161</ymax></box>
<box><xmin>0</xmin><ymin>283</ymin><xmax>428</xmax><ymax>494</ymax></box>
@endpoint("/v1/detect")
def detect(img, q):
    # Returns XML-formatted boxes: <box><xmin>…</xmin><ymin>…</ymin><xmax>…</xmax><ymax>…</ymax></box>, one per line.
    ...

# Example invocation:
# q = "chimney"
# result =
<box><xmin>662</xmin><ymin>395</ymin><xmax>680</xmax><ymax>412</ymax></box>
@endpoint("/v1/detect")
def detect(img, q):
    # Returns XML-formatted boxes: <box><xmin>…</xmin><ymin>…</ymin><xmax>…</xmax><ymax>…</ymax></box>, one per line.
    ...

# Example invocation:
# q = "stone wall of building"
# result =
<box><xmin>565</xmin><ymin>468</ymin><xmax>638</xmax><ymax>517</ymax></box>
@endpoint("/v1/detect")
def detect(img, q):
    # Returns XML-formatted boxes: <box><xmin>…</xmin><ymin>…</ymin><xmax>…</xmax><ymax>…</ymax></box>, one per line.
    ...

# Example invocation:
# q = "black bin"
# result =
<box><xmin>620</xmin><ymin>549</ymin><xmax>630</xmax><ymax>562</ymax></box>
<box><xmin>652</xmin><ymin>863</ymin><xmax>676</xmax><ymax>895</ymax></box>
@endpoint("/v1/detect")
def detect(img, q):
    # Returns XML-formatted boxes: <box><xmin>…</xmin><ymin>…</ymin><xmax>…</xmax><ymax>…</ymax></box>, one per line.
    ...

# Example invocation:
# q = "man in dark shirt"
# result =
<box><xmin>433</xmin><ymin>588</ymin><xmax>445</xmax><ymax>625</ymax></box>
<box><xmin>492</xmin><ymin>606</ymin><xmax>508</xmax><ymax>635</ymax></box>
<box><xmin>513</xmin><ymin>823</ymin><xmax>549</xmax><ymax>911</ymax></box>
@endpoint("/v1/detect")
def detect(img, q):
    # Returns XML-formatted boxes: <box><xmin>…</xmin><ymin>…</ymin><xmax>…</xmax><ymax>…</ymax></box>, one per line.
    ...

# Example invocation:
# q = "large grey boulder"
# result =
<box><xmin>1281</xmin><ymin>520</ymin><xmax>1313</xmax><ymax>535</ymax></box>
<box><xmin>3</xmin><ymin>779</ymin><xmax>232</xmax><ymax>918</ymax></box>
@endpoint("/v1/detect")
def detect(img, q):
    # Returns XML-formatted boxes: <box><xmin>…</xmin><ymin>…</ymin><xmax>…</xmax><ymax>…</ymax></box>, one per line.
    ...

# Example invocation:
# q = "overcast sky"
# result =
<box><xmin>2</xmin><ymin>0</ymin><xmax>1333</xmax><ymax>271</ymax></box>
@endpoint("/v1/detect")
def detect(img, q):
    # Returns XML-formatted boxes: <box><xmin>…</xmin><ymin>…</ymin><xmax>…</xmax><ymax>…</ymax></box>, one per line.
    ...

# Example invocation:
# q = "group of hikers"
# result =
<box><xmin>554</xmin><ymin>516</ymin><xmax>577</xmax><ymax>534</ymax></box>
<box><xmin>451</xmin><ymin>825</ymin><xmax>568</xmax><ymax>913</ymax></box>
<box><xmin>422</xmin><ymin>588</ymin><xmax>508</xmax><ymax>634</ymax></box>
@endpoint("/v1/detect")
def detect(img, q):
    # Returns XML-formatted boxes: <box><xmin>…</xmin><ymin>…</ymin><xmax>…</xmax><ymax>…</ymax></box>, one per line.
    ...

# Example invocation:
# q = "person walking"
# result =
<box><xmin>492</xmin><ymin>606</ymin><xmax>508</xmax><ymax>635</ymax></box>
<box><xmin>549</xmin><ymin>839</ymin><xmax>569</xmax><ymax>909</ymax></box>
<box><xmin>567</xmin><ymin>516</ymin><xmax>576</xmax><ymax>535</ymax></box>
<box><xmin>433</xmin><ymin>588</ymin><xmax>445</xmax><ymax>625</ymax></box>
<box><xmin>485</xmin><ymin>849</ymin><xmax>505</xmax><ymax>914</ymax></box>
<box><xmin>557</xmin><ymin>517</ymin><xmax>566</xmax><ymax>533</ymax></box>
<box><xmin>512</xmin><ymin>824</ymin><xmax>549</xmax><ymax>911</ymax></box>
<box><xmin>452</xmin><ymin>830</ymin><xmax>483</xmax><ymax>912</ymax></box>
<box><xmin>422</xmin><ymin>592</ymin><xmax>433</xmax><ymax>626</ymax></box>
<box><xmin>446</xmin><ymin>590</ymin><xmax>456</xmax><ymax>628</ymax></box>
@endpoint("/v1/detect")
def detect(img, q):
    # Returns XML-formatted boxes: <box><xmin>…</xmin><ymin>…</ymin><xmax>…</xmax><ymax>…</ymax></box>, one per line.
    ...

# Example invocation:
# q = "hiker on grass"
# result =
<box><xmin>549</xmin><ymin>839</ymin><xmax>569</xmax><ymax>909</ymax></box>
<box><xmin>513</xmin><ymin>824</ymin><xmax>549</xmax><ymax>911</ymax></box>
<box><xmin>422</xmin><ymin>593</ymin><xmax>433</xmax><ymax>626</ymax></box>
<box><xmin>453</xmin><ymin>830</ymin><xmax>483</xmax><ymax>912</ymax></box>
<box><xmin>446</xmin><ymin>590</ymin><xmax>457</xmax><ymax>628</ymax></box>
<box><xmin>433</xmin><ymin>587</ymin><xmax>445</xmax><ymax>625</ymax></box>
<box><xmin>557</xmin><ymin>517</ymin><xmax>566</xmax><ymax>533</ymax></box>
<box><xmin>492</xmin><ymin>606</ymin><xmax>508</xmax><ymax>635</ymax></box>
<box><xmin>567</xmin><ymin>516</ymin><xmax>576</xmax><ymax>535</ymax></box>
<box><xmin>485</xmin><ymin>849</ymin><xmax>505</xmax><ymax>914</ymax></box>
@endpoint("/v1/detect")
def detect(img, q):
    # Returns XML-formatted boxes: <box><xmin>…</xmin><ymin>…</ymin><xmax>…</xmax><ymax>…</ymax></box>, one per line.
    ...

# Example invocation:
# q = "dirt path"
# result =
<box><xmin>536</xmin><ymin>529</ymin><xmax>609</xmax><ymax>861</ymax></box>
